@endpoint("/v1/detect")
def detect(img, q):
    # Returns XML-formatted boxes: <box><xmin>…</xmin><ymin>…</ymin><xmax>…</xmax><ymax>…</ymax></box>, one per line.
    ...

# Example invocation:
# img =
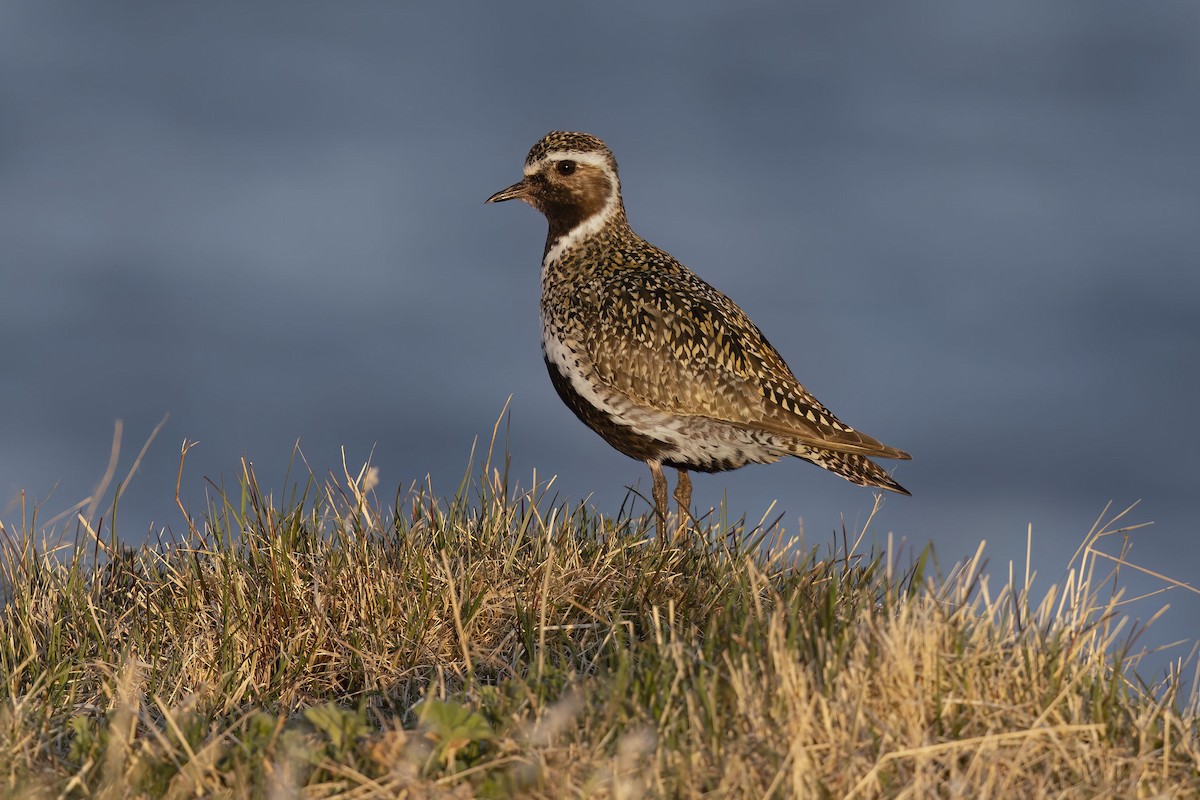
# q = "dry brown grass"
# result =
<box><xmin>0</xmin><ymin>430</ymin><xmax>1197</xmax><ymax>798</ymax></box>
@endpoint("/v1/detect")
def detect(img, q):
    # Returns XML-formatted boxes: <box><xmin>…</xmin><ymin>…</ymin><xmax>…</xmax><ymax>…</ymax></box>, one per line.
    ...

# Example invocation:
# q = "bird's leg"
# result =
<box><xmin>647</xmin><ymin>460</ymin><xmax>669</xmax><ymax>539</ymax></box>
<box><xmin>673</xmin><ymin>469</ymin><xmax>692</xmax><ymax>540</ymax></box>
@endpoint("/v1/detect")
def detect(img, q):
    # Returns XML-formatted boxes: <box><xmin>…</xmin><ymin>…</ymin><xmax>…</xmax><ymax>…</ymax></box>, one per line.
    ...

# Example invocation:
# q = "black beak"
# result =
<box><xmin>486</xmin><ymin>178</ymin><xmax>532</xmax><ymax>204</ymax></box>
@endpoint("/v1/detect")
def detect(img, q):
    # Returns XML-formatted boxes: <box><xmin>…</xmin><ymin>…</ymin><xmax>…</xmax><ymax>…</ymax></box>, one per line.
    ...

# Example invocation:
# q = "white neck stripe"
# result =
<box><xmin>529</xmin><ymin>150</ymin><xmax>623</xmax><ymax>271</ymax></box>
<box><xmin>542</xmin><ymin>191</ymin><xmax>620</xmax><ymax>269</ymax></box>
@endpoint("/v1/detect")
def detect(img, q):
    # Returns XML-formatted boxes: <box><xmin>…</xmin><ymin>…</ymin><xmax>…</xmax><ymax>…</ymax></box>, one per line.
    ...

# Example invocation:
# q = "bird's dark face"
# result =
<box><xmin>487</xmin><ymin>131</ymin><xmax>623</xmax><ymax>241</ymax></box>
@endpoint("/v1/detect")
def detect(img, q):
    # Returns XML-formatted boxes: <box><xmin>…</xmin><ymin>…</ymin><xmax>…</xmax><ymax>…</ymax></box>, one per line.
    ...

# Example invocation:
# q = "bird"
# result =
<box><xmin>486</xmin><ymin>131</ymin><xmax>910</xmax><ymax>539</ymax></box>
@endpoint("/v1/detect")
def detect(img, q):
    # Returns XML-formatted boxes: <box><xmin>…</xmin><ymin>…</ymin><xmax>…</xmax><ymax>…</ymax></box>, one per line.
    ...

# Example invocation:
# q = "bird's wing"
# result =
<box><xmin>580</xmin><ymin>267</ymin><xmax>908</xmax><ymax>460</ymax></box>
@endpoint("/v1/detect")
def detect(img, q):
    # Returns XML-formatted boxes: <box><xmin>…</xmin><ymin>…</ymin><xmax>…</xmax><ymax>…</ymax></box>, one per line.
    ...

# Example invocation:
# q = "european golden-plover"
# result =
<box><xmin>487</xmin><ymin>131</ymin><xmax>910</xmax><ymax>538</ymax></box>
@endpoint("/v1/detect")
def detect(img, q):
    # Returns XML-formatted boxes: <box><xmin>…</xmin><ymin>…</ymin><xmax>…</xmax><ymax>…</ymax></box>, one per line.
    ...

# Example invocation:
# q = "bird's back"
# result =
<box><xmin>543</xmin><ymin>227</ymin><xmax>907</xmax><ymax>464</ymax></box>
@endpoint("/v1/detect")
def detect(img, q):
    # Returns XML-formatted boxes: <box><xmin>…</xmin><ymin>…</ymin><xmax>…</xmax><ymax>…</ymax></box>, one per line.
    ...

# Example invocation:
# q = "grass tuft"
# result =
<box><xmin>0</xmin><ymin>432</ymin><xmax>1197</xmax><ymax>797</ymax></box>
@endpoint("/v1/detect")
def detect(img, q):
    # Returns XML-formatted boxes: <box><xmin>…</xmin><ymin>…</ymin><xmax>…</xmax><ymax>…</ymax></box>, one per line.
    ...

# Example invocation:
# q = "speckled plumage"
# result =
<box><xmin>487</xmin><ymin>131</ymin><xmax>910</xmax><ymax>538</ymax></box>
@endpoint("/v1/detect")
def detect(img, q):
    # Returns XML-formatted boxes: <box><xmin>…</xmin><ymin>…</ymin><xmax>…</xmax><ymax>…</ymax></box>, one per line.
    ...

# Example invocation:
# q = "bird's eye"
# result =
<box><xmin>556</xmin><ymin>160</ymin><xmax>576</xmax><ymax>175</ymax></box>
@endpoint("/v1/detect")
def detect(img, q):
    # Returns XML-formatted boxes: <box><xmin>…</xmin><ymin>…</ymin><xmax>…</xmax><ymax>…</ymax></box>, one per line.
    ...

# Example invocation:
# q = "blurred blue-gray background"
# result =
<box><xmin>3</xmin><ymin>2</ymin><xmax>1198</xmax><ymax>674</ymax></box>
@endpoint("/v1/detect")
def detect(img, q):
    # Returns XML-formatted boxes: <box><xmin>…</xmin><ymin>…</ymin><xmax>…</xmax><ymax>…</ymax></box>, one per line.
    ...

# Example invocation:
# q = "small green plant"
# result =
<box><xmin>304</xmin><ymin>702</ymin><xmax>368</xmax><ymax>759</ymax></box>
<box><xmin>418</xmin><ymin>698</ymin><xmax>495</xmax><ymax>773</ymax></box>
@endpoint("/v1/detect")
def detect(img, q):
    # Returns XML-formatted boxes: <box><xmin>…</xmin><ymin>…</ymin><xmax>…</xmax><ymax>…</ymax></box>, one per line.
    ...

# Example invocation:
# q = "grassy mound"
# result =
<box><xmin>1</xmin><ymin>440</ymin><xmax>1196</xmax><ymax>798</ymax></box>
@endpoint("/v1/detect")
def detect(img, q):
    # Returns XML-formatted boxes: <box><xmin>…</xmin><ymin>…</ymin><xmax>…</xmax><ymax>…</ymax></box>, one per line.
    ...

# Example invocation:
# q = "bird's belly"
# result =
<box><xmin>541</xmin><ymin>332</ymin><xmax>780</xmax><ymax>473</ymax></box>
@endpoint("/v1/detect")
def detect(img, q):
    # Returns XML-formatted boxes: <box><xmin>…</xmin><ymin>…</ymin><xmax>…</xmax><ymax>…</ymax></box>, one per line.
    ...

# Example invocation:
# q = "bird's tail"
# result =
<box><xmin>791</xmin><ymin>445</ymin><xmax>910</xmax><ymax>496</ymax></box>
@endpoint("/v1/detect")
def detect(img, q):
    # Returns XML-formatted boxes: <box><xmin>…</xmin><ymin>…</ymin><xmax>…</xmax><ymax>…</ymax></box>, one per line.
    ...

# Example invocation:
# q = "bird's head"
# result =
<box><xmin>487</xmin><ymin>131</ymin><xmax>624</xmax><ymax>242</ymax></box>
